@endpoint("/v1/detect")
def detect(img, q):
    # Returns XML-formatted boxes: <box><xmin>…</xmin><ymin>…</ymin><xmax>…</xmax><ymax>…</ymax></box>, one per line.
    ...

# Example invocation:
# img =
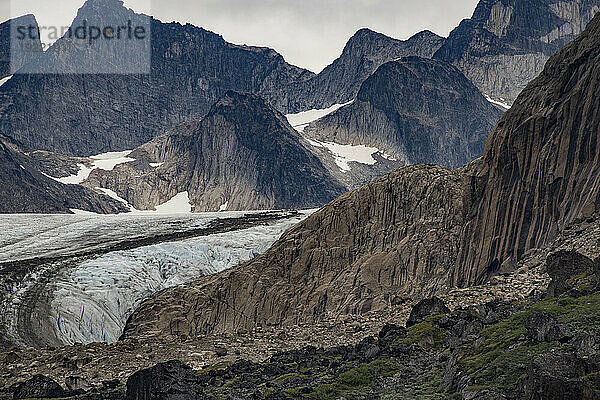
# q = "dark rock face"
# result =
<box><xmin>521</xmin><ymin>350</ymin><xmax>600</xmax><ymax>400</ymax></box>
<box><xmin>0</xmin><ymin>14</ymin><xmax>42</xmax><ymax>79</ymax></box>
<box><xmin>86</xmin><ymin>91</ymin><xmax>345</xmax><ymax>212</ymax></box>
<box><xmin>305</xmin><ymin>56</ymin><xmax>503</xmax><ymax>169</ymax></box>
<box><xmin>0</xmin><ymin>0</ymin><xmax>313</xmax><ymax>156</ymax></box>
<box><xmin>406</xmin><ymin>298</ymin><xmax>451</xmax><ymax>327</ymax></box>
<box><xmin>455</xmin><ymin>13</ymin><xmax>600</xmax><ymax>286</ymax></box>
<box><xmin>0</xmin><ymin>135</ymin><xmax>128</xmax><ymax>214</ymax></box>
<box><xmin>435</xmin><ymin>0</ymin><xmax>600</xmax><ymax>104</ymax></box>
<box><xmin>271</xmin><ymin>29</ymin><xmax>445</xmax><ymax>113</ymax></box>
<box><xmin>13</xmin><ymin>374</ymin><xmax>66</xmax><ymax>400</ymax></box>
<box><xmin>125</xmin><ymin>361</ymin><xmax>200</xmax><ymax>400</ymax></box>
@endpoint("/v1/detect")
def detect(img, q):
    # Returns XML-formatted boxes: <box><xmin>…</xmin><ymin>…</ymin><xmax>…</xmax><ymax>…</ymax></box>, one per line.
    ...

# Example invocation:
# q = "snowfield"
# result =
<box><xmin>285</xmin><ymin>102</ymin><xmax>353</xmax><ymax>133</ymax></box>
<box><xmin>305</xmin><ymin>138</ymin><xmax>395</xmax><ymax>172</ymax></box>
<box><xmin>484</xmin><ymin>94</ymin><xmax>511</xmax><ymax>110</ymax></box>
<box><xmin>50</xmin><ymin>150</ymin><xmax>135</xmax><ymax>185</ymax></box>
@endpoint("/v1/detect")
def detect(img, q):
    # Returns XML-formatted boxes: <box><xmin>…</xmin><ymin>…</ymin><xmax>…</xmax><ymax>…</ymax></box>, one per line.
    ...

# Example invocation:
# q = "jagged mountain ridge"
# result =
<box><xmin>0</xmin><ymin>1</ymin><xmax>445</xmax><ymax>158</ymax></box>
<box><xmin>0</xmin><ymin>135</ymin><xmax>127</xmax><ymax>214</ymax></box>
<box><xmin>435</xmin><ymin>0</ymin><xmax>600</xmax><ymax>104</ymax></box>
<box><xmin>304</xmin><ymin>56</ymin><xmax>503</xmax><ymax>169</ymax></box>
<box><xmin>123</xmin><ymin>13</ymin><xmax>600</xmax><ymax>338</ymax></box>
<box><xmin>0</xmin><ymin>0</ymin><xmax>314</xmax><ymax>156</ymax></box>
<box><xmin>268</xmin><ymin>29</ymin><xmax>445</xmax><ymax>113</ymax></box>
<box><xmin>84</xmin><ymin>91</ymin><xmax>346</xmax><ymax>212</ymax></box>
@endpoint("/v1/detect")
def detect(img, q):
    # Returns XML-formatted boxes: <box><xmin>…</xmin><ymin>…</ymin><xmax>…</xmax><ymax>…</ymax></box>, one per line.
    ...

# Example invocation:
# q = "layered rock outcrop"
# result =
<box><xmin>454</xmin><ymin>12</ymin><xmax>600</xmax><ymax>285</ymax></box>
<box><xmin>304</xmin><ymin>56</ymin><xmax>503</xmax><ymax>169</ymax></box>
<box><xmin>86</xmin><ymin>91</ymin><xmax>346</xmax><ymax>212</ymax></box>
<box><xmin>123</xmin><ymin>164</ymin><xmax>472</xmax><ymax>336</ymax></box>
<box><xmin>435</xmin><ymin>0</ymin><xmax>600</xmax><ymax>105</ymax></box>
<box><xmin>123</xmin><ymin>13</ymin><xmax>600</xmax><ymax>339</ymax></box>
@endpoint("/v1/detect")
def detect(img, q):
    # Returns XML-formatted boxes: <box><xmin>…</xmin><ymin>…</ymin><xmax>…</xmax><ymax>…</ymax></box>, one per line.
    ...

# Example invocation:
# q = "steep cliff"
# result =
<box><xmin>454</xmin><ymin>10</ymin><xmax>600</xmax><ymax>286</ymax></box>
<box><xmin>304</xmin><ymin>57</ymin><xmax>503</xmax><ymax>169</ymax></box>
<box><xmin>0</xmin><ymin>0</ymin><xmax>313</xmax><ymax>156</ymax></box>
<box><xmin>123</xmin><ymin>13</ymin><xmax>600</xmax><ymax>339</ymax></box>
<box><xmin>435</xmin><ymin>0</ymin><xmax>600</xmax><ymax>105</ymax></box>
<box><xmin>85</xmin><ymin>91</ymin><xmax>346</xmax><ymax>212</ymax></box>
<box><xmin>122</xmin><ymin>164</ymin><xmax>472</xmax><ymax>337</ymax></box>
<box><xmin>269</xmin><ymin>29</ymin><xmax>445</xmax><ymax>113</ymax></box>
<box><xmin>0</xmin><ymin>136</ymin><xmax>127</xmax><ymax>214</ymax></box>
<box><xmin>0</xmin><ymin>14</ymin><xmax>42</xmax><ymax>79</ymax></box>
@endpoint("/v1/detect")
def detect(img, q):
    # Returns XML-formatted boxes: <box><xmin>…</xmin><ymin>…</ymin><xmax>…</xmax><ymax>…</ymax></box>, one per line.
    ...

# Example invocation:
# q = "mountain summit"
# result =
<box><xmin>0</xmin><ymin>0</ymin><xmax>313</xmax><ymax>156</ymax></box>
<box><xmin>85</xmin><ymin>91</ymin><xmax>346</xmax><ymax>212</ymax></box>
<box><xmin>435</xmin><ymin>0</ymin><xmax>600</xmax><ymax>104</ymax></box>
<box><xmin>304</xmin><ymin>56</ymin><xmax>503</xmax><ymax>169</ymax></box>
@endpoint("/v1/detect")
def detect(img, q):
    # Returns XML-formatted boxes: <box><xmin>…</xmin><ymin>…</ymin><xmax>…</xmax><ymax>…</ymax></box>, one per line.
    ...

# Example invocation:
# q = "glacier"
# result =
<box><xmin>0</xmin><ymin>211</ymin><xmax>310</xmax><ymax>346</ymax></box>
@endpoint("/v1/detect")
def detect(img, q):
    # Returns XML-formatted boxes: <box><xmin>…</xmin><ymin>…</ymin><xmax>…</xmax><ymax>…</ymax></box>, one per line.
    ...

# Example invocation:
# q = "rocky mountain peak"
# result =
<box><xmin>455</xmin><ymin>12</ymin><xmax>600</xmax><ymax>284</ymax></box>
<box><xmin>123</xmin><ymin>12</ymin><xmax>600</xmax><ymax>340</ymax></box>
<box><xmin>305</xmin><ymin>55</ymin><xmax>502</xmax><ymax>169</ymax></box>
<box><xmin>435</xmin><ymin>0</ymin><xmax>600</xmax><ymax>104</ymax></box>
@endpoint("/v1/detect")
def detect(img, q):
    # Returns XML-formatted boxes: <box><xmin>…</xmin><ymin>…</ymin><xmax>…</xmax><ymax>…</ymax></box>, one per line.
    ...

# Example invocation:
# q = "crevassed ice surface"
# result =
<box><xmin>0</xmin><ymin>212</ymin><xmax>249</xmax><ymax>263</ymax></box>
<box><xmin>0</xmin><ymin>212</ymin><xmax>310</xmax><ymax>345</ymax></box>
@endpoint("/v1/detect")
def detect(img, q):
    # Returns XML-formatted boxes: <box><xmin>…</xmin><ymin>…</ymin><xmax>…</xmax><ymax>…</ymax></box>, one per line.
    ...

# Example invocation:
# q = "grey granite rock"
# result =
<box><xmin>85</xmin><ymin>91</ymin><xmax>346</xmax><ymax>212</ymax></box>
<box><xmin>0</xmin><ymin>0</ymin><xmax>313</xmax><ymax>156</ymax></box>
<box><xmin>304</xmin><ymin>56</ymin><xmax>503</xmax><ymax>169</ymax></box>
<box><xmin>269</xmin><ymin>29</ymin><xmax>445</xmax><ymax>113</ymax></box>
<box><xmin>435</xmin><ymin>0</ymin><xmax>600</xmax><ymax>105</ymax></box>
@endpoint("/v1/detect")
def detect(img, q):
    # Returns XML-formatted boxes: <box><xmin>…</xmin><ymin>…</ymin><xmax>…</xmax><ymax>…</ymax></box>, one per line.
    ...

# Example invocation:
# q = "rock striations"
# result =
<box><xmin>304</xmin><ymin>56</ymin><xmax>503</xmax><ymax>169</ymax></box>
<box><xmin>123</xmin><ymin>13</ymin><xmax>600</xmax><ymax>339</ymax></box>
<box><xmin>0</xmin><ymin>135</ymin><xmax>127</xmax><ymax>214</ymax></box>
<box><xmin>85</xmin><ymin>91</ymin><xmax>346</xmax><ymax>212</ymax></box>
<box><xmin>123</xmin><ymin>164</ymin><xmax>472</xmax><ymax>337</ymax></box>
<box><xmin>455</xmin><ymin>11</ymin><xmax>600</xmax><ymax>286</ymax></box>
<box><xmin>435</xmin><ymin>0</ymin><xmax>600</xmax><ymax>105</ymax></box>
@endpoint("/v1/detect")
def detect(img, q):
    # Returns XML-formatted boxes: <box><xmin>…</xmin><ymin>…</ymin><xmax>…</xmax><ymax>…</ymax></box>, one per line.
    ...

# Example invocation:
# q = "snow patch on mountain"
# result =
<box><xmin>0</xmin><ymin>75</ymin><xmax>13</xmax><ymax>87</ymax></box>
<box><xmin>305</xmin><ymin>138</ymin><xmax>395</xmax><ymax>172</ymax></box>
<box><xmin>484</xmin><ymin>94</ymin><xmax>511</xmax><ymax>110</ymax></box>
<box><xmin>286</xmin><ymin>102</ymin><xmax>353</xmax><ymax>133</ymax></box>
<box><xmin>154</xmin><ymin>192</ymin><xmax>192</xmax><ymax>214</ymax></box>
<box><xmin>46</xmin><ymin>151</ymin><xmax>135</xmax><ymax>185</ymax></box>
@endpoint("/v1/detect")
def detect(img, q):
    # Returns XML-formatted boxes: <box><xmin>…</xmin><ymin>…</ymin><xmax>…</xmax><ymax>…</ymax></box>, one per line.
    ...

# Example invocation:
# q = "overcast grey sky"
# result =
<box><xmin>5</xmin><ymin>0</ymin><xmax>479</xmax><ymax>72</ymax></box>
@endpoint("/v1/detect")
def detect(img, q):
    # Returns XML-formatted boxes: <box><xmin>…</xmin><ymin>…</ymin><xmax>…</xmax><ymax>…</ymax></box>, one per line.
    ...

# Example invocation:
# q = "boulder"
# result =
<box><xmin>525</xmin><ymin>311</ymin><xmax>573</xmax><ymax>343</ymax></box>
<box><xmin>406</xmin><ymin>297</ymin><xmax>450</xmax><ymax>327</ymax></box>
<box><xmin>546</xmin><ymin>251</ymin><xmax>599</xmax><ymax>298</ymax></box>
<box><xmin>65</xmin><ymin>376</ymin><xmax>94</xmax><ymax>394</ymax></box>
<box><xmin>125</xmin><ymin>360</ymin><xmax>200</xmax><ymax>400</ymax></box>
<box><xmin>13</xmin><ymin>374</ymin><xmax>67</xmax><ymax>400</ymax></box>
<box><xmin>520</xmin><ymin>350</ymin><xmax>597</xmax><ymax>400</ymax></box>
